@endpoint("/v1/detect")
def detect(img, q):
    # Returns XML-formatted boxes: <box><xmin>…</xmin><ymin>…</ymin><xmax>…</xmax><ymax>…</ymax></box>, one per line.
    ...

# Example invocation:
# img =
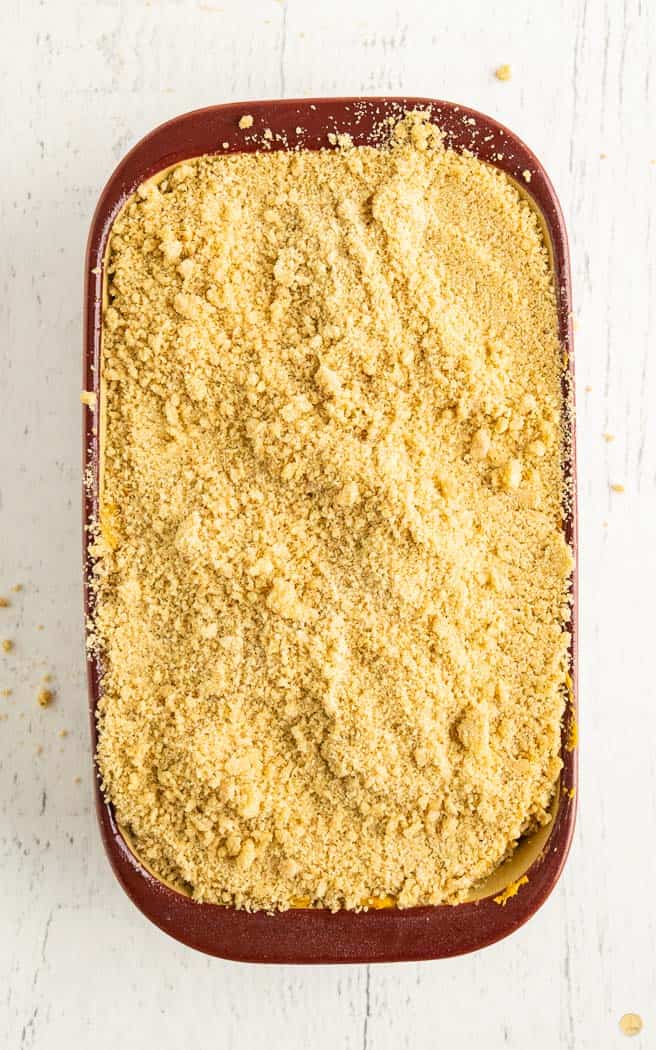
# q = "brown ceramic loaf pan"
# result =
<box><xmin>83</xmin><ymin>97</ymin><xmax>577</xmax><ymax>963</ymax></box>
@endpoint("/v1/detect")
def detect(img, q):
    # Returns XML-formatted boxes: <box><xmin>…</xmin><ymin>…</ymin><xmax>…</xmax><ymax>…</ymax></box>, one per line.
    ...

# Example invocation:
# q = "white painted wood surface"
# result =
<box><xmin>1</xmin><ymin>1</ymin><xmax>654</xmax><ymax>1046</ymax></box>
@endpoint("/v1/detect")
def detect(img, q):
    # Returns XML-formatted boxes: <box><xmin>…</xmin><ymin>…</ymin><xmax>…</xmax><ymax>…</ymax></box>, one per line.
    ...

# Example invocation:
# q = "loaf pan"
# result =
<box><xmin>83</xmin><ymin>97</ymin><xmax>577</xmax><ymax>963</ymax></box>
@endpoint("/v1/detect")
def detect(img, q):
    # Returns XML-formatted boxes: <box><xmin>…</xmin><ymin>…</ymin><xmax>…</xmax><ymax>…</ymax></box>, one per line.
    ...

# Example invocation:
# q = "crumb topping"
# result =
<box><xmin>93</xmin><ymin>112</ymin><xmax>572</xmax><ymax>911</ymax></box>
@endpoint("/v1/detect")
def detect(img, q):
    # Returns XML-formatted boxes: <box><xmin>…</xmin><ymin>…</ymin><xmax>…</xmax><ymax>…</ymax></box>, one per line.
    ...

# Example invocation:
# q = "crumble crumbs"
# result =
<box><xmin>494</xmin><ymin>874</ymin><xmax>528</xmax><ymax>905</ymax></box>
<box><xmin>495</xmin><ymin>64</ymin><xmax>512</xmax><ymax>81</ymax></box>
<box><xmin>93</xmin><ymin>111</ymin><xmax>572</xmax><ymax>912</ymax></box>
<box><xmin>619</xmin><ymin>1014</ymin><xmax>643</xmax><ymax>1037</ymax></box>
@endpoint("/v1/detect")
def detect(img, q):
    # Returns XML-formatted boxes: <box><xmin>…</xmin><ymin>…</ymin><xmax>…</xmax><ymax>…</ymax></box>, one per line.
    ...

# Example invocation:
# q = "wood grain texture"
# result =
<box><xmin>0</xmin><ymin>0</ymin><xmax>654</xmax><ymax>1046</ymax></box>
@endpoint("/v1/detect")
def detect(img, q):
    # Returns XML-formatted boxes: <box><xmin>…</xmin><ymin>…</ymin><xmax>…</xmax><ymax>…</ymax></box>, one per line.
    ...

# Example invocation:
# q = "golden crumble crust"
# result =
<box><xmin>92</xmin><ymin>113</ymin><xmax>572</xmax><ymax>911</ymax></box>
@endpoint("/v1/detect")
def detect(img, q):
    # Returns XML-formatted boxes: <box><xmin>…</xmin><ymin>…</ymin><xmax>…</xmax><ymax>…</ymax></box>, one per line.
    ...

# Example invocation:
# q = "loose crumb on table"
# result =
<box><xmin>495</xmin><ymin>64</ymin><xmax>512</xmax><ymax>81</ymax></box>
<box><xmin>619</xmin><ymin>1013</ymin><xmax>643</xmax><ymax>1037</ymax></box>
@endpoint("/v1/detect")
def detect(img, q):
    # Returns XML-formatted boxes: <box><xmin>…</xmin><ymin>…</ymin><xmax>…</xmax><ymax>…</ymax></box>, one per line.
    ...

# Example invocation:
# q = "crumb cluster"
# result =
<box><xmin>93</xmin><ymin>112</ymin><xmax>572</xmax><ymax>911</ymax></box>
<box><xmin>38</xmin><ymin>688</ymin><xmax>54</xmax><ymax>708</ymax></box>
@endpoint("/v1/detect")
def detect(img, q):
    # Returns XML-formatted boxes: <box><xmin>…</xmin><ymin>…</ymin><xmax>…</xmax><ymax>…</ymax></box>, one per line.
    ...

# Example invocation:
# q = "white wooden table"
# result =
<box><xmin>1</xmin><ymin>1</ymin><xmax>654</xmax><ymax>1046</ymax></box>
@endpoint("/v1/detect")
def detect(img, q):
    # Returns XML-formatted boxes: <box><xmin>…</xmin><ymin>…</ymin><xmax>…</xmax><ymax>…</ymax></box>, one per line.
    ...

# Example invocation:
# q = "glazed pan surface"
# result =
<box><xmin>83</xmin><ymin>97</ymin><xmax>577</xmax><ymax>963</ymax></box>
